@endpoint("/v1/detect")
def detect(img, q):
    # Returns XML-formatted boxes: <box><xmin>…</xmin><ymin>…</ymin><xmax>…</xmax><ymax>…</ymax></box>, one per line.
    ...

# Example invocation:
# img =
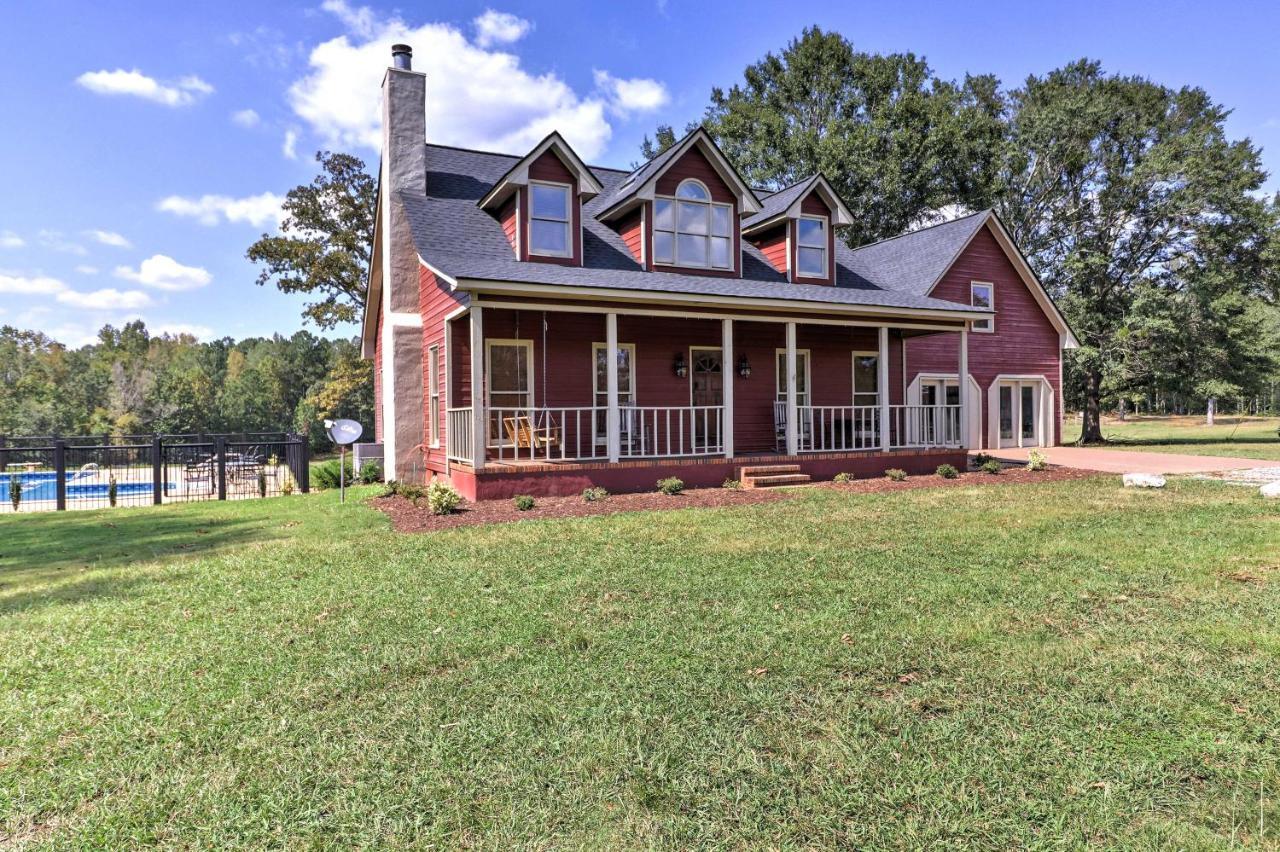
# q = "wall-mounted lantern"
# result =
<box><xmin>673</xmin><ymin>352</ymin><xmax>688</xmax><ymax>378</ymax></box>
<box><xmin>737</xmin><ymin>355</ymin><xmax>752</xmax><ymax>379</ymax></box>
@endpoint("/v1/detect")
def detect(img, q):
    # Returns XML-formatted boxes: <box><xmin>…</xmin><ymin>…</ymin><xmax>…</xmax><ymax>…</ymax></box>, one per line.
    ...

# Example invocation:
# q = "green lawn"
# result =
<box><xmin>2</xmin><ymin>480</ymin><xmax>1280</xmax><ymax>847</ymax></box>
<box><xmin>1063</xmin><ymin>414</ymin><xmax>1280</xmax><ymax>461</ymax></box>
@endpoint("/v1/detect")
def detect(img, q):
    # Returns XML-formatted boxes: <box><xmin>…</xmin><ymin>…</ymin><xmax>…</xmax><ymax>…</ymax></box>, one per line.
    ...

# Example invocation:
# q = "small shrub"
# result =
<box><xmin>656</xmin><ymin>477</ymin><xmax>684</xmax><ymax>496</ymax></box>
<box><xmin>582</xmin><ymin>486</ymin><xmax>608</xmax><ymax>503</ymax></box>
<box><xmin>972</xmin><ymin>452</ymin><xmax>994</xmax><ymax>467</ymax></box>
<box><xmin>426</xmin><ymin>481</ymin><xmax>462</xmax><ymax>515</ymax></box>
<box><xmin>281</xmin><ymin>473</ymin><xmax>295</xmax><ymax>496</ymax></box>
<box><xmin>1026</xmin><ymin>450</ymin><xmax>1048</xmax><ymax>472</ymax></box>
<box><xmin>380</xmin><ymin>479</ymin><xmax>400</xmax><ymax>498</ymax></box>
<box><xmin>936</xmin><ymin>463</ymin><xmax>959</xmax><ymax>479</ymax></box>
<box><xmin>108</xmin><ymin>475</ymin><xmax>118</xmax><ymax>507</ymax></box>
<box><xmin>10</xmin><ymin>474</ymin><xmax>21</xmax><ymax>511</ymax></box>
<box><xmin>833</xmin><ymin>472</ymin><xmax>853</xmax><ymax>484</ymax></box>
<box><xmin>312</xmin><ymin>456</ymin><xmax>353</xmax><ymax>490</ymax></box>
<box><xmin>885</xmin><ymin>468</ymin><xmax>908</xmax><ymax>482</ymax></box>
<box><xmin>722</xmin><ymin>478</ymin><xmax>742</xmax><ymax>491</ymax></box>
<box><xmin>358</xmin><ymin>460</ymin><xmax>383</xmax><ymax>484</ymax></box>
<box><xmin>980</xmin><ymin>459</ymin><xmax>1002</xmax><ymax>475</ymax></box>
<box><xmin>384</xmin><ymin>479</ymin><xmax>427</xmax><ymax>503</ymax></box>
<box><xmin>513</xmin><ymin>494</ymin><xmax>535</xmax><ymax>511</ymax></box>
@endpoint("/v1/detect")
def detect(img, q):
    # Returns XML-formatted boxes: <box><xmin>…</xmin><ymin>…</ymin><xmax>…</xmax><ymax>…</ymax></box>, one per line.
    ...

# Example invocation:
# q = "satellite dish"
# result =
<box><xmin>324</xmin><ymin>418</ymin><xmax>363</xmax><ymax>446</ymax></box>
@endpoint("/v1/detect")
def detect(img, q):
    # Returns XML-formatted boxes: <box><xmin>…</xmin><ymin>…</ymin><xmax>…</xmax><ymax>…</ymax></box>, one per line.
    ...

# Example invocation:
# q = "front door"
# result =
<box><xmin>997</xmin><ymin>380</ymin><xmax>1040</xmax><ymax>448</ymax></box>
<box><xmin>690</xmin><ymin>348</ymin><xmax>723</xmax><ymax>450</ymax></box>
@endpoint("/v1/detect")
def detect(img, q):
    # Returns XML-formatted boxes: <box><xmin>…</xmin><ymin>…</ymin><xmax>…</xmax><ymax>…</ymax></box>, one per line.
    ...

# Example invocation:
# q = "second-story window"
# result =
<box><xmin>797</xmin><ymin>216</ymin><xmax>827</xmax><ymax>277</ymax></box>
<box><xmin>653</xmin><ymin>179</ymin><xmax>733</xmax><ymax>269</ymax></box>
<box><xmin>529</xmin><ymin>181</ymin><xmax>571</xmax><ymax>257</ymax></box>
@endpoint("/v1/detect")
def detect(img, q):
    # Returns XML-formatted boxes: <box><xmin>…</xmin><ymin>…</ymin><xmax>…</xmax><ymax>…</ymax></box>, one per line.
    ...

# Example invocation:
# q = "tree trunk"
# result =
<box><xmin>1206</xmin><ymin>397</ymin><xmax>1215</xmax><ymax>426</ymax></box>
<box><xmin>1081</xmin><ymin>367</ymin><xmax>1104</xmax><ymax>443</ymax></box>
<box><xmin>1117</xmin><ymin>398</ymin><xmax>1127</xmax><ymax>421</ymax></box>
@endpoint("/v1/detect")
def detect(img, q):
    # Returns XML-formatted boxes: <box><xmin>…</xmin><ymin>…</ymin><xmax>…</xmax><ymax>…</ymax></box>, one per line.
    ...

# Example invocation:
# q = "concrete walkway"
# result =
<box><xmin>979</xmin><ymin>446</ymin><xmax>1268</xmax><ymax>475</ymax></box>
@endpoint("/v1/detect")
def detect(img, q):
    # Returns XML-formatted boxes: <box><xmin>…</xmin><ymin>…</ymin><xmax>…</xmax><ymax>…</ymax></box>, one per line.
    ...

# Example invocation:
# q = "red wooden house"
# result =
<box><xmin>362</xmin><ymin>45</ymin><xmax>1078</xmax><ymax>500</ymax></box>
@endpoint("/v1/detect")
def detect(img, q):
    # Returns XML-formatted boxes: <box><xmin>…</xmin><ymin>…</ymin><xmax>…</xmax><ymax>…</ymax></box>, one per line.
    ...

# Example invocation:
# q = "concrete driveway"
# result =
<box><xmin>980</xmin><ymin>446</ymin><xmax>1269</xmax><ymax>475</ymax></box>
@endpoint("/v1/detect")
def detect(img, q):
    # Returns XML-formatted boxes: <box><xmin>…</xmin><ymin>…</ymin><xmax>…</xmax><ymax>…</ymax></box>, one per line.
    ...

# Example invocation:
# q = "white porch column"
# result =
<box><xmin>878</xmin><ymin>326</ymin><xmax>891</xmax><ymax>452</ymax></box>
<box><xmin>469</xmin><ymin>306</ymin><xmax>485</xmax><ymax>470</ymax></box>
<box><xmin>785</xmin><ymin>322</ymin><xmax>798</xmax><ymax>455</ymax></box>
<box><xmin>958</xmin><ymin>325</ymin><xmax>970</xmax><ymax>449</ymax></box>
<box><xmin>721</xmin><ymin>318</ymin><xmax>734</xmax><ymax>458</ymax></box>
<box><xmin>606</xmin><ymin>312</ymin><xmax>620</xmax><ymax>463</ymax></box>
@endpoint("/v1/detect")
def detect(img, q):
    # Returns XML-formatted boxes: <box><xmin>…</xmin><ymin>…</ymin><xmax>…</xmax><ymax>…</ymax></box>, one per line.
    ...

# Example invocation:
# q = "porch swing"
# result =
<box><xmin>501</xmin><ymin>312</ymin><xmax>561</xmax><ymax>454</ymax></box>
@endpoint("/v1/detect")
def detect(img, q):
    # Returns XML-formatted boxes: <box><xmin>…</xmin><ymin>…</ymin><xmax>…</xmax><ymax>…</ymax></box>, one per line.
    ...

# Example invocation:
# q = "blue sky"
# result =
<box><xmin>2</xmin><ymin>0</ymin><xmax>1276</xmax><ymax>346</ymax></box>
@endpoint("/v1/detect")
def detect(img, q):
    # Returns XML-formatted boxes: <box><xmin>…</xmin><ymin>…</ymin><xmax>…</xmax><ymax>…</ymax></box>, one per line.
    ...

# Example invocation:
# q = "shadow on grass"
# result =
<box><xmin>0</xmin><ymin>498</ymin><xmax>312</xmax><ymax>611</ymax></box>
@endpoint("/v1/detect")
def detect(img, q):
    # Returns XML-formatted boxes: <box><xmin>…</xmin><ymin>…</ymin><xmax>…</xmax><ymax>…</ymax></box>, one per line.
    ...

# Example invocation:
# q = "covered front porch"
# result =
<box><xmin>438</xmin><ymin>301</ymin><xmax>973</xmax><ymax>492</ymax></box>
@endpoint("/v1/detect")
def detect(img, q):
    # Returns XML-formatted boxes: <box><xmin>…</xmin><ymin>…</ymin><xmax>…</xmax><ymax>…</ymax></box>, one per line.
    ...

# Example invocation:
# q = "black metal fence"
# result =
<box><xmin>0</xmin><ymin>434</ymin><xmax>309</xmax><ymax>513</ymax></box>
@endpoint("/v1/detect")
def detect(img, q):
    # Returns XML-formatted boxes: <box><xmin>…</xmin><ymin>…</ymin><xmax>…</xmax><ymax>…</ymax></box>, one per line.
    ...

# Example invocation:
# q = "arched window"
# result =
<box><xmin>653</xmin><ymin>179</ymin><xmax>733</xmax><ymax>269</ymax></box>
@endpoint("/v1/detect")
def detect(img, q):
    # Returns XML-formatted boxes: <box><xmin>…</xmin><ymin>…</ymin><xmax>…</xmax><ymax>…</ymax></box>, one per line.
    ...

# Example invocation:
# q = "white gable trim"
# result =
<box><xmin>478</xmin><ymin>132</ymin><xmax>603</xmax><ymax>210</ymax></box>
<box><xmin>604</xmin><ymin>129</ymin><xmax>762</xmax><ymax>220</ymax></box>
<box><xmin>924</xmin><ymin>212</ymin><xmax>1079</xmax><ymax>349</ymax></box>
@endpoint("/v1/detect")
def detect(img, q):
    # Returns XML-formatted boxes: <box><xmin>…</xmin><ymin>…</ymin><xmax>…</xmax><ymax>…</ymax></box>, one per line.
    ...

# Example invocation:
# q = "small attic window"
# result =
<box><xmin>529</xmin><ymin>181</ymin><xmax>571</xmax><ymax>257</ymax></box>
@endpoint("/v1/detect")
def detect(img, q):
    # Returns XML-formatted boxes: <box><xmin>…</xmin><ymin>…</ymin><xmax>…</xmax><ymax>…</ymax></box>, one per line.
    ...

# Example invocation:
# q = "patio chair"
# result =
<box><xmin>773</xmin><ymin>401</ymin><xmax>813</xmax><ymax>451</ymax></box>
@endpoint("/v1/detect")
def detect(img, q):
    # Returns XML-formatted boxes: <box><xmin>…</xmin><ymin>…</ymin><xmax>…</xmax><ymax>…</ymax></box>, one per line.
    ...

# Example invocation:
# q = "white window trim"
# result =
<box><xmin>971</xmin><ymin>281</ymin><xmax>995</xmax><ymax>333</ymax></box>
<box><xmin>592</xmin><ymin>341</ymin><xmax>636</xmax><ymax>445</ymax></box>
<box><xmin>527</xmin><ymin>180</ymin><xmax>573</xmax><ymax>259</ymax></box>
<box><xmin>427</xmin><ymin>344</ymin><xmax>441</xmax><ymax>448</ymax></box>
<box><xmin>484</xmin><ymin>338</ymin><xmax>535</xmax><ymax>446</ymax></box>
<box><xmin>653</xmin><ymin>179</ymin><xmax>734</xmax><ymax>271</ymax></box>
<box><xmin>774</xmin><ymin>348</ymin><xmax>811</xmax><ymax>405</ymax></box>
<box><xmin>796</xmin><ymin>214</ymin><xmax>829</xmax><ymax>279</ymax></box>
<box><xmin>851</xmin><ymin>350</ymin><xmax>880</xmax><ymax>406</ymax></box>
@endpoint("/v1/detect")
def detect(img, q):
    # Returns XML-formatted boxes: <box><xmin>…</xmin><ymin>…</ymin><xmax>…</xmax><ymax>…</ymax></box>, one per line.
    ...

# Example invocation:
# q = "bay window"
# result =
<box><xmin>653</xmin><ymin>179</ymin><xmax>733</xmax><ymax>269</ymax></box>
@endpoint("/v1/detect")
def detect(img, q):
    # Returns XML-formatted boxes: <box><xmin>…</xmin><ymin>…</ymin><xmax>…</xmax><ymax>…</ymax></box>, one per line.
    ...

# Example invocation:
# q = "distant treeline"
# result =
<box><xmin>0</xmin><ymin>320</ymin><xmax>371</xmax><ymax>449</ymax></box>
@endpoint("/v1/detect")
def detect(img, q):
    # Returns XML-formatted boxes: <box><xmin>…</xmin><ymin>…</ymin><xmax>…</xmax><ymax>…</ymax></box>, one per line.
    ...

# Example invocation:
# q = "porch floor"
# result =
<box><xmin>453</xmin><ymin>446</ymin><xmax>961</xmax><ymax>475</ymax></box>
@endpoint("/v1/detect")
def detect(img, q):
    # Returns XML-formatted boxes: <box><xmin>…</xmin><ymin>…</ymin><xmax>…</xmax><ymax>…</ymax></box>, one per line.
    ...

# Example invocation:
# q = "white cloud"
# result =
<box><xmin>56</xmin><ymin>287</ymin><xmax>152</xmax><ymax>310</ymax></box>
<box><xmin>282</xmin><ymin>129</ymin><xmax>299</xmax><ymax>160</ymax></box>
<box><xmin>292</xmin><ymin>4</ymin><xmax>617</xmax><ymax>159</ymax></box>
<box><xmin>0</xmin><ymin>231</ymin><xmax>23</xmax><ymax>249</ymax></box>
<box><xmin>114</xmin><ymin>254</ymin><xmax>212</xmax><ymax>291</ymax></box>
<box><xmin>232</xmin><ymin>108</ymin><xmax>261</xmax><ymax>127</ymax></box>
<box><xmin>0</xmin><ymin>273</ymin><xmax>67</xmax><ymax>296</ymax></box>
<box><xmin>321</xmin><ymin>0</ymin><xmax>379</xmax><ymax>39</ymax></box>
<box><xmin>151</xmin><ymin>322</ymin><xmax>215</xmax><ymax>340</ymax></box>
<box><xmin>593</xmin><ymin>70</ymin><xmax>669</xmax><ymax>116</ymax></box>
<box><xmin>84</xmin><ymin>229</ymin><xmax>132</xmax><ymax>248</ymax></box>
<box><xmin>473</xmin><ymin>9</ymin><xmax>533</xmax><ymax>47</ymax></box>
<box><xmin>156</xmin><ymin>192</ymin><xmax>285</xmax><ymax>228</ymax></box>
<box><xmin>76</xmin><ymin>265</ymin><xmax>100</xmax><ymax>275</ymax></box>
<box><xmin>75</xmin><ymin>69</ymin><xmax>214</xmax><ymax>107</ymax></box>
<box><xmin>37</xmin><ymin>230</ymin><xmax>87</xmax><ymax>256</ymax></box>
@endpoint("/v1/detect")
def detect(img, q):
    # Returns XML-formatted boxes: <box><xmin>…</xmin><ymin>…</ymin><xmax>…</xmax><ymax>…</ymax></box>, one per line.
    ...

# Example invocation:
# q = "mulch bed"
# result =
<box><xmin>374</xmin><ymin>463</ymin><xmax>1100</xmax><ymax>533</ymax></box>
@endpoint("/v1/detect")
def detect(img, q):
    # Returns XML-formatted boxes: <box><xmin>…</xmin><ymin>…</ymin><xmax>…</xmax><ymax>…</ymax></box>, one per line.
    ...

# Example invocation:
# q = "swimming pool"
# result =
<box><xmin>1</xmin><ymin>472</ymin><xmax>172</xmax><ymax>503</ymax></box>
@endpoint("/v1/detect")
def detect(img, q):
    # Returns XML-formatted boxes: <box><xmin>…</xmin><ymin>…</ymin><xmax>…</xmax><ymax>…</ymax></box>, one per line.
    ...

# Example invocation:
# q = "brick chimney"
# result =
<box><xmin>378</xmin><ymin>44</ymin><xmax>427</xmax><ymax>481</ymax></box>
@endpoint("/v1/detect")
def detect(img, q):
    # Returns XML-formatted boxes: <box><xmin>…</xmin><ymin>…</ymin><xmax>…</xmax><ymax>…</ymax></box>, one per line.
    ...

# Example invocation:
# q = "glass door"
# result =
<box><xmin>998</xmin><ymin>381</ymin><xmax>1040</xmax><ymax>448</ymax></box>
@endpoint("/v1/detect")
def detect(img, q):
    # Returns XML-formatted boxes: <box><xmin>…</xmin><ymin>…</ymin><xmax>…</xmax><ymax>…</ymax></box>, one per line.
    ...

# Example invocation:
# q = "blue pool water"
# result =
<box><xmin>1</xmin><ymin>472</ymin><xmax>173</xmax><ymax>503</ymax></box>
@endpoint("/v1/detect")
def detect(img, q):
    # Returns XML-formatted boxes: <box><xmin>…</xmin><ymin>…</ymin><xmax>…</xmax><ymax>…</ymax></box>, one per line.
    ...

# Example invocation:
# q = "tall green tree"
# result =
<box><xmin>995</xmin><ymin>60</ymin><xmax>1270</xmax><ymax>441</ymax></box>
<box><xmin>247</xmin><ymin>151</ymin><xmax>376</xmax><ymax>329</ymax></box>
<box><xmin>642</xmin><ymin>27</ymin><xmax>1007</xmax><ymax>246</ymax></box>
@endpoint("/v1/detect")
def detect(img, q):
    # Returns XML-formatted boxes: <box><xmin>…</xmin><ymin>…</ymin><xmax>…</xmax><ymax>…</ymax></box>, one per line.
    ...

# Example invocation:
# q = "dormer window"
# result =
<box><xmin>529</xmin><ymin>181</ymin><xmax>572</xmax><ymax>257</ymax></box>
<box><xmin>797</xmin><ymin>215</ymin><xmax>828</xmax><ymax>278</ymax></box>
<box><xmin>653</xmin><ymin>179</ymin><xmax>733</xmax><ymax>270</ymax></box>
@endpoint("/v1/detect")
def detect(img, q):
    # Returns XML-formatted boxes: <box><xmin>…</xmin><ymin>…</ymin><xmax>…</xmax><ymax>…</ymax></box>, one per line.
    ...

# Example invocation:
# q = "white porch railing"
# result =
<box><xmin>446</xmin><ymin>407</ymin><xmax>473</xmax><ymax>463</ymax></box>
<box><xmin>487</xmin><ymin>407</ymin><xmax>609</xmax><ymax>463</ymax></box>
<box><xmin>796</xmin><ymin>405</ymin><xmax>881</xmax><ymax>452</ymax></box>
<box><xmin>619</xmin><ymin>405</ymin><xmax>723</xmax><ymax>458</ymax></box>
<box><xmin>888</xmin><ymin>404</ymin><xmax>962</xmax><ymax>449</ymax></box>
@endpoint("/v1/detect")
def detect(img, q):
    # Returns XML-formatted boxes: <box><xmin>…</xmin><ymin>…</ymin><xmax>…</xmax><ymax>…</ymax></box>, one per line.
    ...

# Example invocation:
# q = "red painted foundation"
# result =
<box><xmin>444</xmin><ymin>449</ymin><xmax>967</xmax><ymax>501</ymax></box>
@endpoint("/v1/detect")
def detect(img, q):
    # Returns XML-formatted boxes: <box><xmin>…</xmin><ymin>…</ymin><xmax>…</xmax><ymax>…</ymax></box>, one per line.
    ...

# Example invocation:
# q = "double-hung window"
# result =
<box><xmin>971</xmin><ymin>282</ymin><xmax>994</xmax><ymax>332</ymax></box>
<box><xmin>427</xmin><ymin>345</ymin><xmax>440</xmax><ymax>447</ymax></box>
<box><xmin>653</xmin><ymin>179</ymin><xmax>733</xmax><ymax>269</ymax></box>
<box><xmin>852</xmin><ymin>353</ymin><xmax>879</xmax><ymax>407</ymax></box>
<box><xmin>529</xmin><ymin>182</ymin><xmax>571</xmax><ymax>257</ymax></box>
<box><xmin>797</xmin><ymin>216</ymin><xmax>828</xmax><ymax>278</ymax></box>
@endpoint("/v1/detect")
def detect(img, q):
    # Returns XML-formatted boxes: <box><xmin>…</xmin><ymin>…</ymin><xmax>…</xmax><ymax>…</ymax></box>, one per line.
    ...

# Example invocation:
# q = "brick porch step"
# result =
<box><xmin>739</xmin><ymin>464</ymin><xmax>812</xmax><ymax>488</ymax></box>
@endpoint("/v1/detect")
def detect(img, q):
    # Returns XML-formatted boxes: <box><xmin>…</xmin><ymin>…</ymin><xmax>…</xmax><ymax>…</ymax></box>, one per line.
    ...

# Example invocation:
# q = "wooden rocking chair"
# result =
<box><xmin>502</xmin><ymin>414</ymin><xmax>561</xmax><ymax>453</ymax></box>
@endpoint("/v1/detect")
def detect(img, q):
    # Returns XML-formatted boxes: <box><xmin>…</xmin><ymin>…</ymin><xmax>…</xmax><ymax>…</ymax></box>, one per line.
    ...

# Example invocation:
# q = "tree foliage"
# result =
<box><xmin>247</xmin><ymin>151</ymin><xmax>376</xmax><ymax>329</ymax></box>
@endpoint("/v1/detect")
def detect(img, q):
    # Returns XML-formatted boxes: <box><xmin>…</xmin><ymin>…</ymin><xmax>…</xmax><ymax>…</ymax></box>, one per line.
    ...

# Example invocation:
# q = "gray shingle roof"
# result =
<box><xmin>740</xmin><ymin>177</ymin><xmax>817</xmax><ymax>231</ymax></box>
<box><xmin>404</xmin><ymin>143</ymin><xmax>992</xmax><ymax>315</ymax></box>
<box><xmin>843</xmin><ymin>211</ymin><xmax>990</xmax><ymax>297</ymax></box>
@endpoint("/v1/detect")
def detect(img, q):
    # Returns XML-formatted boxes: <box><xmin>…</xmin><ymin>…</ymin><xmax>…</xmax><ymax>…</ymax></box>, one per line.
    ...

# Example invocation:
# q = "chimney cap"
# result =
<box><xmin>391</xmin><ymin>44</ymin><xmax>413</xmax><ymax>70</ymax></box>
